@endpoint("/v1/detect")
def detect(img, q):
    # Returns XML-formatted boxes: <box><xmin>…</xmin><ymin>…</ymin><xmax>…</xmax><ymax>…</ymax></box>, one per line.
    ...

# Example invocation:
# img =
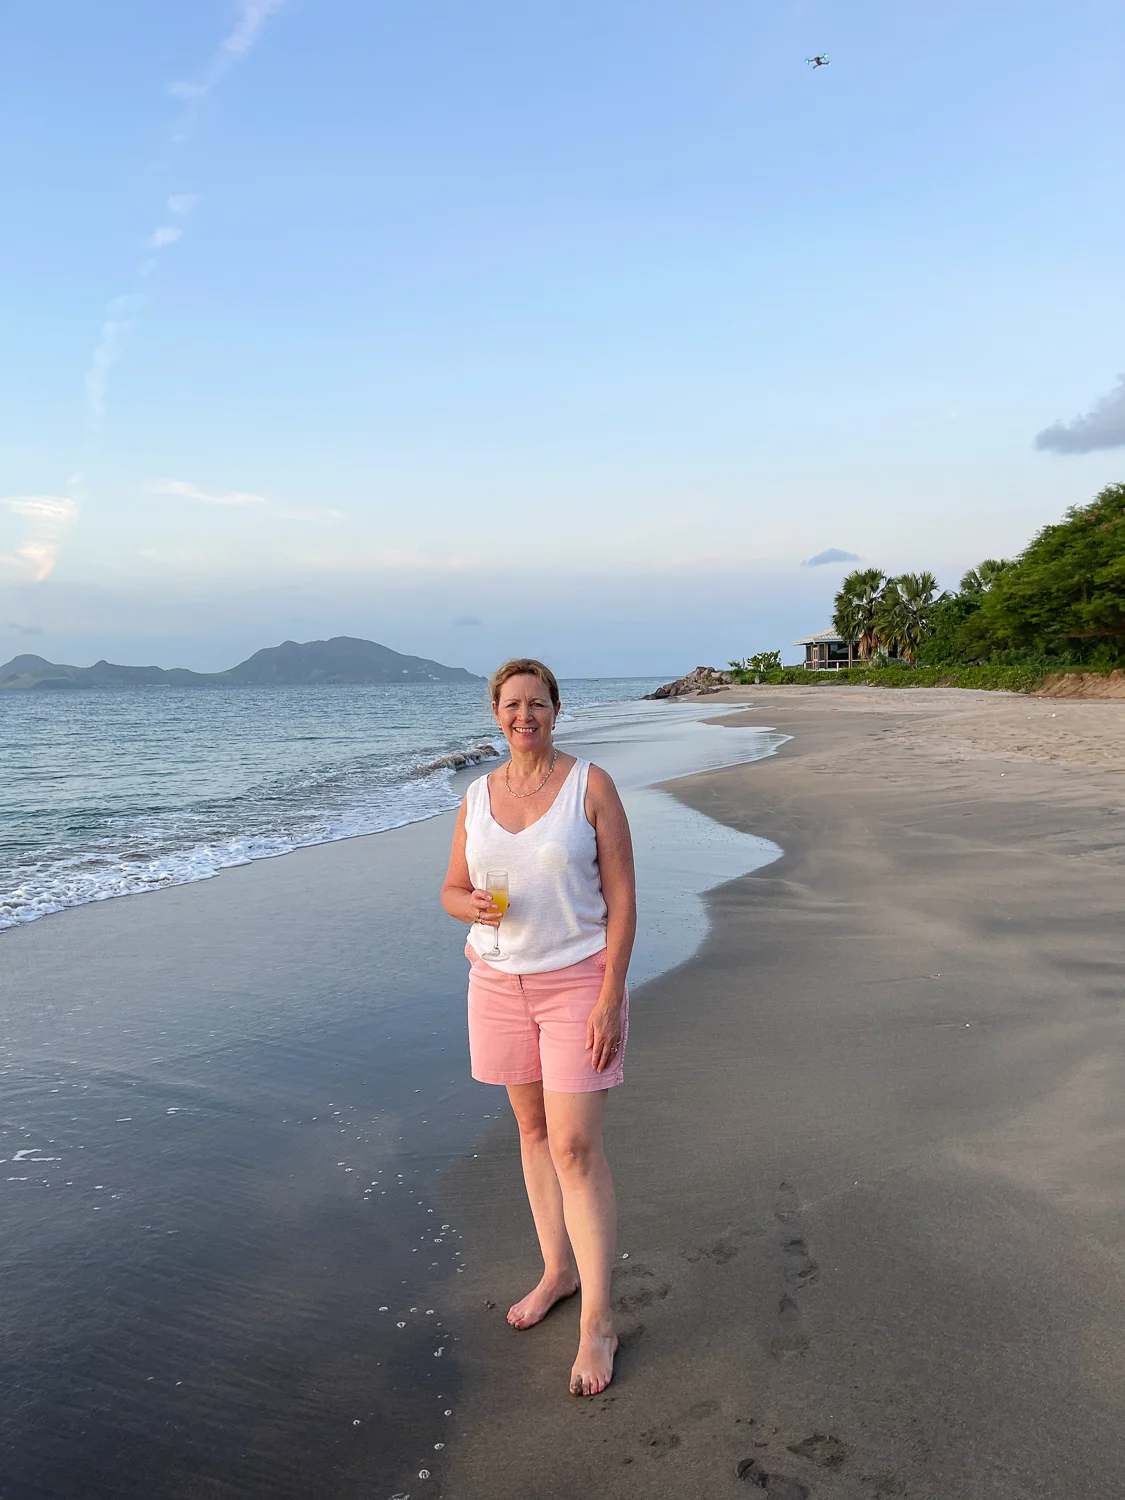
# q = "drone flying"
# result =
<box><xmin>806</xmin><ymin>54</ymin><xmax>830</xmax><ymax>68</ymax></box>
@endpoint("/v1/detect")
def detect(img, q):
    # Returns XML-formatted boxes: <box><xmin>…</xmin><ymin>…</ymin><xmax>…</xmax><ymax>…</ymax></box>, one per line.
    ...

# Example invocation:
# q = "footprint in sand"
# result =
<box><xmin>613</xmin><ymin>1263</ymin><xmax>671</xmax><ymax>1318</ymax></box>
<box><xmin>686</xmin><ymin>1398</ymin><xmax>720</xmax><ymax>1420</ymax></box>
<box><xmin>736</xmin><ymin>1456</ymin><xmax>810</xmax><ymax>1499</ymax></box>
<box><xmin>769</xmin><ymin>1293</ymin><xmax>810</xmax><ymax>1359</ymax></box>
<box><xmin>615</xmin><ymin>1281</ymin><xmax>671</xmax><ymax>1315</ymax></box>
<box><xmin>774</xmin><ymin>1181</ymin><xmax>801</xmax><ymax>1223</ymax></box>
<box><xmin>787</xmin><ymin>1433</ymin><xmax>849</xmax><ymax>1469</ymax></box>
<box><xmin>782</xmin><ymin>1239</ymin><xmax>819</xmax><ymax>1289</ymax></box>
<box><xmin>640</xmin><ymin>1425</ymin><xmax>681</xmax><ymax>1457</ymax></box>
<box><xmin>615</xmin><ymin>1262</ymin><xmax>655</xmax><ymax>1280</ymax></box>
<box><xmin>773</xmin><ymin>1187</ymin><xmax>818</xmax><ymax>1320</ymax></box>
<box><xmin>860</xmin><ymin>1473</ymin><xmax>906</xmax><ymax>1498</ymax></box>
<box><xmin>684</xmin><ymin>1237</ymin><xmax>740</xmax><ymax>1264</ymax></box>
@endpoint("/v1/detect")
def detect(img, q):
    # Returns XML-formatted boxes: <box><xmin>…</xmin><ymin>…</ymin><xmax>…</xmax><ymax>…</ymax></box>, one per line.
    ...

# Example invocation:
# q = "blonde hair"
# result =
<box><xmin>488</xmin><ymin>657</ymin><xmax>561</xmax><ymax>709</ymax></box>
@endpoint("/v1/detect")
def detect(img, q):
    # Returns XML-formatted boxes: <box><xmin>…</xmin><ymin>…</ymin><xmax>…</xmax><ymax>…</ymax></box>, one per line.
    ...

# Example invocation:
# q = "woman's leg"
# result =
<box><xmin>543</xmin><ymin>1088</ymin><xmax>617</xmax><ymax>1395</ymax></box>
<box><xmin>504</xmin><ymin>1082</ymin><xmax>579</xmax><ymax>1328</ymax></box>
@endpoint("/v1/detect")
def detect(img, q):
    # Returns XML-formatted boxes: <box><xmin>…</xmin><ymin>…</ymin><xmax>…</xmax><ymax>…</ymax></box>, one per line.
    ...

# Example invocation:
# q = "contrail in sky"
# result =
<box><xmin>169</xmin><ymin>0</ymin><xmax>287</xmax><ymax>137</ymax></box>
<box><xmin>58</xmin><ymin>1</ymin><xmax>290</xmax><ymax>584</ymax></box>
<box><xmin>84</xmin><ymin>1</ymin><xmax>288</xmax><ymax>433</ymax></box>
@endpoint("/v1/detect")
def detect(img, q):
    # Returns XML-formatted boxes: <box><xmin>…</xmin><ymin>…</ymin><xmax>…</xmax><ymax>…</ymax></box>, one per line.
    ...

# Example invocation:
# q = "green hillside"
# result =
<box><xmin>0</xmin><ymin>637</ymin><xmax>481</xmax><ymax>691</ymax></box>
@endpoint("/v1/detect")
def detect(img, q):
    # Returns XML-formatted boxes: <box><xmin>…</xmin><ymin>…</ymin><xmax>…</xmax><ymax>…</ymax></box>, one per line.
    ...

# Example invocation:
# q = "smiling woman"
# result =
<box><xmin>441</xmin><ymin>657</ymin><xmax>637</xmax><ymax>1397</ymax></box>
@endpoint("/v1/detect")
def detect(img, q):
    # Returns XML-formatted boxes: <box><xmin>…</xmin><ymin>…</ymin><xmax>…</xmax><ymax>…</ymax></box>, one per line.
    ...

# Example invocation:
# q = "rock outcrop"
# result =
<box><xmin>412</xmin><ymin>744</ymin><xmax>500</xmax><ymax>775</ymax></box>
<box><xmin>645</xmin><ymin>666</ymin><xmax>734</xmax><ymax>700</ymax></box>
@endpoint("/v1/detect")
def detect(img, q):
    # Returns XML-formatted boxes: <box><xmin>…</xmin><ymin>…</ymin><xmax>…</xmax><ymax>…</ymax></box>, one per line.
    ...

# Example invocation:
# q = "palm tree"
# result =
<box><xmin>960</xmin><ymin>558</ymin><xmax>1013</xmax><ymax>594</ymax></box>
<box><xmin>876</xmin><ymin>572</ymin><xmax>938</xmax><ymax>663</ymax></box>
<box><xmin>832</xmin><ymin>568</ymin><xmax>886</xmax><ymax>659</ymax></box>
<box><xmin>873</xmin><ymin>577</ymin><xmax>906</xmax><ymax>659</ymax></box>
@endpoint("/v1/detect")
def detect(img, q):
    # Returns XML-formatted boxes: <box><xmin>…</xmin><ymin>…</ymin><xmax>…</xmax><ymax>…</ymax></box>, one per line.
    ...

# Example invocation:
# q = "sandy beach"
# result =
<box><xmin>438</xmin><ymin>687</ymin><xmax>1125</xmax><ymax>1500</ymax></box>
<box><xmin>4</xmin><ymin>686</ymin><xmax>1125</xmax><ymax>1499</ymax></box>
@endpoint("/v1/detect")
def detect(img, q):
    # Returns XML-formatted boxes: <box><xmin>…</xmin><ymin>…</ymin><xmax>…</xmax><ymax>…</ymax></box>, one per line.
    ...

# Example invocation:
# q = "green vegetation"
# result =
<box><xmin>729</xmin><ymin>650</ymin><xmax>782</xmax><ymax>674</ymax></box>
<box><xmin>930</xmin><ymin>483</ymin><xmax>1125</xmax><ymax>669</ymax></box>
<box><xmin>728</xmin><ymin>662</ymin><xmax>1055</xmax><ymax>691</ymax></box>
<box><xmin>732</xmin><ymin>483</ymin><xmax>1125</xmax><ymax>692</ymax></box>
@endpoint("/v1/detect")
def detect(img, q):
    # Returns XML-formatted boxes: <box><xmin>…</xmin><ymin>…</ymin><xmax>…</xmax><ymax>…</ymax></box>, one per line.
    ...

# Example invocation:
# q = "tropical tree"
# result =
<box><xmin>959</xmin><ymin>558</ymin><xmax>1014</xmax><ymax>594</ymax></box>
<box><xmin>874</xmin><ymin>572</ymin><xmax>939</xmax><ymax>663</ymax></box>
<box><xmin>919</xmin><ymin>589</ymin><xmax>979</xmax><ymax>665</ymax></box>
<box><xmin>730</xmin><ymin>650</ymin><xmax>782</xmax><ymax>673</ymax></box>
<box><xmin>974</xmin><ymin>483</ymin><xmax>1125</xmax><ymax>659</ymax></box>
<box><xmin>832</xmin><ymin>568</ymin><xmax>886</xmax><ymax>658</ymax></box>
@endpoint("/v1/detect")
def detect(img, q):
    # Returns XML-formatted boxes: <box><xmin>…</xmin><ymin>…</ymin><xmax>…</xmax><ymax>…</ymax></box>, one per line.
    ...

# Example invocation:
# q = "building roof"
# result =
<box><xmin>792</xmin><ymin>627</ymin><xmax>854</xmax><ymax>645</ymax></box>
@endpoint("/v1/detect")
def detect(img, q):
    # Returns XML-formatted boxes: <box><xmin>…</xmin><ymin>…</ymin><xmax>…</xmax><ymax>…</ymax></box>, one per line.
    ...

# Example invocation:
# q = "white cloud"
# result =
<box><xmin>147</xmin><ymin>225</ymin><xmax>183</xmax><ymax>249</ymax></box>
<box><xmin>151</xmin><ymin>478</ymin><xmax>268</xmax><ymax>507</ymax></box>
<box><xmin>167</xmin><ymin>194</ymin><xmax>202</xmax><ymax>217</ymax></box>
<box><xmin>1035</xmin><ymin>374</ymin><xmax>1125</xmax><ymax>454</ymax></box>
<box><xmin>0</xmin><ymin>496</ymin><xmax>80</xmax><ymax>582</ymax></box>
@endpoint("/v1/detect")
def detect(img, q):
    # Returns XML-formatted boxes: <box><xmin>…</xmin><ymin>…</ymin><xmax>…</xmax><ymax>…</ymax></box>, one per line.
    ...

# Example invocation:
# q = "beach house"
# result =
<box><xmin>793</xmin><ymin>628</ymin><xmax>858</xmax><ymax>669</ymax></box>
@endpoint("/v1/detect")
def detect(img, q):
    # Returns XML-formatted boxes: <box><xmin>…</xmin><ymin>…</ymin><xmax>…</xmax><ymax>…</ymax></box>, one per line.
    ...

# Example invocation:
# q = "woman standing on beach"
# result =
<box><xmin>441</xmin><ymin>659</ymin><xmax>636</xmax><ymax>1396</ymax></box>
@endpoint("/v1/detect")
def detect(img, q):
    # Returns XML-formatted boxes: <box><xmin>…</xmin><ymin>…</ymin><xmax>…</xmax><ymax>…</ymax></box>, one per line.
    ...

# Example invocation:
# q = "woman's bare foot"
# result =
<box><xmin>569</xmin><ymin>1324</ymin><xmax>618</xmax><ymax>1396</ymax></box>
<box><xmin>507</xmin><ymin>1271</ymin><xmax>579</xmax><ymax>1330</ymax></box>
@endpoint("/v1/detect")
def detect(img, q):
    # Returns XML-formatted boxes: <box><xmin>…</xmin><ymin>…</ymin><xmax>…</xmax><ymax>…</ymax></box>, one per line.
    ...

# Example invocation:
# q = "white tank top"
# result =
<box><xmin>464</xmin><ymin>758</ymin><xmax>608</xmax><ymax>974</ymax></box>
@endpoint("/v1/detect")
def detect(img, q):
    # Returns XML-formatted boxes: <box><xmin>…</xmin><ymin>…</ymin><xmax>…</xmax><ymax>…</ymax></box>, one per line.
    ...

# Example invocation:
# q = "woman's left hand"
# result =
<box><xmin>587</xmin><ymin>997</ymin><xmax>623</xmax><ymax>1073</ymax></box>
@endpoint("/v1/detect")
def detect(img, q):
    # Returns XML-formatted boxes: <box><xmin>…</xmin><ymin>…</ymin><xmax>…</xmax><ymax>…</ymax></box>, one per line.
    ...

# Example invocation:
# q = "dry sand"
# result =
<box><xmin>714</xmin><ymin>681</ymin><xmax>1125</xmax><ymax>771</ymax></box>
<box><xmin>439</xmin><ymin>688</ymin><xmax>1125</xmax><ymax>1500</ymax></box>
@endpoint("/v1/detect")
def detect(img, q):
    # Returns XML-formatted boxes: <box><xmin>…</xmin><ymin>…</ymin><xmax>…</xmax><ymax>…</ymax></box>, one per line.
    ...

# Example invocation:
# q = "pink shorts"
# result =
<box><xmin>466</xmin><ymin>945</ymin><xmax>628</xmax><ymax>1092</ymax></box>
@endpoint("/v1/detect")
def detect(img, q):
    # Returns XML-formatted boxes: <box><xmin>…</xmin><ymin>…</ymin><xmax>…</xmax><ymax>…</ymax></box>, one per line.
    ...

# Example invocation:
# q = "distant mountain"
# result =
<box><xmin>219</xmin><ymin>637</ymin><xmax>480</xmax><ymax>685</ymax></box>
<box><xmin>0</xmin><ymin>653</ymin><xmax>211</xmax><ymax>690</ymax></box>
<box><xmin>0</xmin><ymin>637</ymin><xmax>481</xmax><ymax>691</ymax></box>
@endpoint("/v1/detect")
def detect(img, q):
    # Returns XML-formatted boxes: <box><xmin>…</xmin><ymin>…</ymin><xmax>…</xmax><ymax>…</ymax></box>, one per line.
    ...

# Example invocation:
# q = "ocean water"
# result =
<box><xmin>0</xmin><ymin>677</ymin><xmax>664</xmax><ymax>931</ymax></box>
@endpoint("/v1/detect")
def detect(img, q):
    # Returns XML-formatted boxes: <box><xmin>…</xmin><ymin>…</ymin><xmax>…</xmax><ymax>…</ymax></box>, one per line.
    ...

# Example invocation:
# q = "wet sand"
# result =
<box><xmin>0</xmin><ymin>703</ymin><xmax>779</xmax><ymax>1499</ymax></box>
<box><xmin>0</xmin><ymin>814</ymin><xmax>485</xmax><ymax>1499</ymax></box>
<box><xmin>439</xmin><ymin>689</ymin><xmax>1125</xmax><ymax>1500</ymax></box>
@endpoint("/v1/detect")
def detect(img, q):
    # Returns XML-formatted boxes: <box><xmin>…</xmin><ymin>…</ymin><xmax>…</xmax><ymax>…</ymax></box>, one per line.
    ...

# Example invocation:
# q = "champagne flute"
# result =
<box><xmin>484</xmin><ymin>870</ymin><xmax>509</xmax><ymax>959</ymax></box>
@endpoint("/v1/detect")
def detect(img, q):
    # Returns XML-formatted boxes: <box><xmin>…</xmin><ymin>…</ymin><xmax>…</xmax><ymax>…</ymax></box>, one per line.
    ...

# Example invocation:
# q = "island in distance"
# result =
<box><xmin>0</xmin><ymin>636</ymin><xmax>482</xmax><ymax>691</ymax></box>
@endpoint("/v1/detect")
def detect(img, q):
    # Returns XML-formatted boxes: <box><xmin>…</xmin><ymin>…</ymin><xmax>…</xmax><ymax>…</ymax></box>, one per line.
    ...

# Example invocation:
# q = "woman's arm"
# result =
<box><xmin>585</xmin><ymin>764</ymin><xmax>637</xmax><ymax>1072</ymax></box>
<box><xmin>441</xmin><ymin>796</ymin><xmax>503</xmax><ymax>926</ymax></box>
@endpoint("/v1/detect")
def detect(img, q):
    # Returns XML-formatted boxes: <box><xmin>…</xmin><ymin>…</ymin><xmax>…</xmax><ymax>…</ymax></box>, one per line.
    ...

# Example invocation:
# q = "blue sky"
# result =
<box><xmin>2</xmin><ymin>0</ymin><xmax>1123</xmax><ymax>675</ymax></box>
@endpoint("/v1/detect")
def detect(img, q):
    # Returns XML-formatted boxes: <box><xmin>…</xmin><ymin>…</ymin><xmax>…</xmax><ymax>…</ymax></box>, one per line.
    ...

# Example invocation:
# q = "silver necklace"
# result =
<box><xmin>505</xmin><ymin>749</ymin><xmax>558</xmax><ymax>799</ymax></box>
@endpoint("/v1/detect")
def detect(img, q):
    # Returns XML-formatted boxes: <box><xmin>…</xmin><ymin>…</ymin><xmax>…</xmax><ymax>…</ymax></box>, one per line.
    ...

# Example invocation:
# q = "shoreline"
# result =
<box><xmin>0</xmin><ymin>687</ymin><xmax>726</xmax><ymax>935</ymax></box>
<box><xmin>7</xmin><ymin>687</ymin><xmax>1125</xmax><ymax>1497</ymax></box>
<box><xmin>434</xmin><ymin>689</ymin><xmax>1125</xmax><ymax>1500</ymax></box>
<box><xmin>0</xmin><ymin>701</ymin><xmax>782</xmax><ymax>1499</ymax></box>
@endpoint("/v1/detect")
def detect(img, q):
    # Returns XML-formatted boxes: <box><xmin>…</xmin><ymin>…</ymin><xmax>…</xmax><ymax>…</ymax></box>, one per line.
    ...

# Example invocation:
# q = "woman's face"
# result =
<box><xmin>492</xmin><ymin>673</ymin><xmax>558</xmax><ymax>754</ymax></box>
